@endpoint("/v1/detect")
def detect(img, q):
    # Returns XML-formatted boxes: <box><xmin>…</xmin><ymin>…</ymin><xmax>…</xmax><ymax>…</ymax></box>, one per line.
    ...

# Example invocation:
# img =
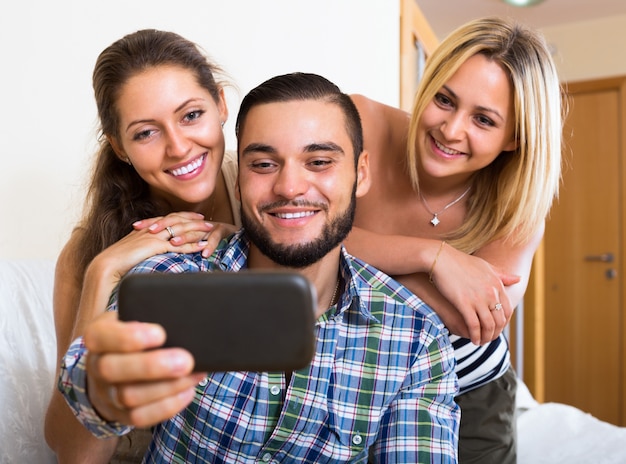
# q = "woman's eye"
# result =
<box><xmin>133</xmin><ymin>129</ymin><xmax>154</xmax><ymax>141</ymax></box>
<box><xmin>434</xmin><ymin>93</ymin><xmax>452</xmax><ymax>107</ymax></box>
<box><xmin>184</xmin><ymin>110</ymin><xmax>205</xmax><ymax>122</ymax></box>
<box><xmin>476</xmin><ymin>115</ymin><xmax>496</xmax><ymax>127</ymax></box>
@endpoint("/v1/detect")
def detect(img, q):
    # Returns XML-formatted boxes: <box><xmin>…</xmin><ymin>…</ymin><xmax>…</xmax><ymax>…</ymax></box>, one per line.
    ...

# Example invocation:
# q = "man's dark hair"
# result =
<box><xmin>235</xmin><ymin>72</ymin><xmax>363</xmax><ymax>163</ymax></box>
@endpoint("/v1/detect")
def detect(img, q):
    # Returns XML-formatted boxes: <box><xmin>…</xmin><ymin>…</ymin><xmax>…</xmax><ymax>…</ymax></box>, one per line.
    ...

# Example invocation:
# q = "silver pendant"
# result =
<box><xmin>430</xmin><ymin>215</ymin><xmax>440</xmax><ymax>226</ymax></box>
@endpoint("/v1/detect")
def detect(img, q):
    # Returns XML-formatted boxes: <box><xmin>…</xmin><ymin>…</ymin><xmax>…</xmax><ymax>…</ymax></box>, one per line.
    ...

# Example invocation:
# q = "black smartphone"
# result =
<box><xmin>117</xmin><ymin>270</ymin><xmax>317</xmax><ymax>372</ymax></box>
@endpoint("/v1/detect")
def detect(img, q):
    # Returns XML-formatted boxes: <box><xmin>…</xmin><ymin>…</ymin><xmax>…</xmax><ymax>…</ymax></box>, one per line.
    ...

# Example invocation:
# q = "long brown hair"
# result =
<box><xmin>74</xmin><ymin>29</ymin><xmax>227</xmax><ymax>281</ymax></box>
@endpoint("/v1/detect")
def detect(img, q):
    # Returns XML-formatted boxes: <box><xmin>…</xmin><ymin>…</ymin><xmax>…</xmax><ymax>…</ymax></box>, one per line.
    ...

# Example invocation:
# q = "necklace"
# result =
<box><xmin>419</xmin><ymin>185</ymin><xmax>471</xmax><ymax>226</ymax></box>
<box><xmin>328</xmin><ymin>275</ymin><xmax>341</xmax><ymax>308</ymax></box>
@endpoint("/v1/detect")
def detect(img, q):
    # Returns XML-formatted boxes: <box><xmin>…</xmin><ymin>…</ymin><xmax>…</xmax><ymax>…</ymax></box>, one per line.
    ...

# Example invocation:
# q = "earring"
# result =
<box><xmin>124</xmin><ymin>157</ymin><xmax>132</xmax><ymax>165</ymax></box>
<box><xmin>221</xmin><ymin>121</ymin><xmax>225</xmax><ymax>128</ymax></box>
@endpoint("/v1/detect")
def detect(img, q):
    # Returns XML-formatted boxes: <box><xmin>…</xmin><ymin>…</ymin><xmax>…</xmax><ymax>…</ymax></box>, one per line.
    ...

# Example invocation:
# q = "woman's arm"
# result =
<box><xmin>45</xmin><ymin>211</ymin><xmax>235</xmax><ymax>461</ymax></box>
<box><xmin>348</xmin><ymin>94</ymin><xmax>533</xmax><ymax>345</ymax></box>
<box><xmin>70</xmin><ymin>212</ymin><xmax>213</xmax><ymax>337</ymax></box>
<box><xmin>346</xmin><ymin>224</ymin><xmax>543</xmax><ymax>345</ymax></box>
<box><xmin>45</xmin><ymin>233</ymin><xmax>120</xmax><ymax>463</ymax></box>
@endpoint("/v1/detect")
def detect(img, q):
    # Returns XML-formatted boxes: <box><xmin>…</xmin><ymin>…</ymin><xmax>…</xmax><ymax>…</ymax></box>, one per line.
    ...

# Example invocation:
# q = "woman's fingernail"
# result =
<box><xmin>148</xmin><ymin>223</ymin><xmax>158</xmax><ymax>231</ymax></box>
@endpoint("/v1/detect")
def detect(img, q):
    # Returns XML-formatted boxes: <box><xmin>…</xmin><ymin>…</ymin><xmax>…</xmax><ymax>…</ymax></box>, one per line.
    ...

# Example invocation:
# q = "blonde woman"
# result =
<box><xmin>347</xmin><ymin>17</ymin><xmax>563</xmax><ymax>463</ymax></box>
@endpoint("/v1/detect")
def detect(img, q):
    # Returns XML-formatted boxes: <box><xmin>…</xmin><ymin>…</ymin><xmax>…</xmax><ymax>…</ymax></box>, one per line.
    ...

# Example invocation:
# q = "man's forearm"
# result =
<box><xmin>58</xmin><ymin>336</ymin><xmax>132</xmax><ymax>438</ymax></box>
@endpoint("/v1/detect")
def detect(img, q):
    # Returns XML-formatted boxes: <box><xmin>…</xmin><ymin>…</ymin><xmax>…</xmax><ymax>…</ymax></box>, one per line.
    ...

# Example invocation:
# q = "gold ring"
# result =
<box><xmin>166</xmin><ymin>226</ymin><xmax>175</xmax><ymax>240</ymax></box>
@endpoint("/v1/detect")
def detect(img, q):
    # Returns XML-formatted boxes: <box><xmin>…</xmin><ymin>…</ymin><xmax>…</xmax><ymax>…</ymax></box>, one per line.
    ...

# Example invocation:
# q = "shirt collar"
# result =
<box><xmin>210</xmin><ymin>230</ymin><xmax>379</xmax><ymax>324</ymax></box>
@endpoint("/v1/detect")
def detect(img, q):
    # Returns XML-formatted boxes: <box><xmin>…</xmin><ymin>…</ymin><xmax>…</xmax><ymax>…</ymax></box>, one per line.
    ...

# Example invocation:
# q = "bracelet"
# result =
<box><xmin>429</xmin><ymin>241</ymin><xmax>446</xmax><ymax>284</ymax></box>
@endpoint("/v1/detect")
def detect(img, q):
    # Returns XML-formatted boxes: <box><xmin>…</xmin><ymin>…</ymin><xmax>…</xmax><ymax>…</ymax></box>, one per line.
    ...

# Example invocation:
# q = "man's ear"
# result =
<box><xmin>355</xmin><ymin>151</ymin><xmax>371</xmax><ymax>198</ymax></box>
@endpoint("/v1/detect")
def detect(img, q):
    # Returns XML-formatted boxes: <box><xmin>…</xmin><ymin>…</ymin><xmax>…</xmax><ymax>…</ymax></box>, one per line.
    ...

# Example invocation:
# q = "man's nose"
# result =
<box><xmin>273</xmin><ymin>163</ymin><xmax>309</xmax><ymax>199</ymax></box>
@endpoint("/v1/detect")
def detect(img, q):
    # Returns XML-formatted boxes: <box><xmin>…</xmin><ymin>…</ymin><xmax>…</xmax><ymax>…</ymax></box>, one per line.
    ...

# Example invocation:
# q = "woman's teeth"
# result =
<box><xmin>434</xmin><ymin>139</ymin><xmax>463</xmax><ymax>155</ymax></box>
<box><xmin>170</xmin><ymin>155</ymin><xmax>205</xmax><ymax>177</ymax></box>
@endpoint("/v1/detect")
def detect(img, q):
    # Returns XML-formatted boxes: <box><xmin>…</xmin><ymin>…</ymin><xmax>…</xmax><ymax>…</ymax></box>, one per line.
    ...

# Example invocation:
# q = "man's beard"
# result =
<box><xmin>241</xmin><ymin>192</ymin><xmax>356</xmax><ymax>269</ymax></box>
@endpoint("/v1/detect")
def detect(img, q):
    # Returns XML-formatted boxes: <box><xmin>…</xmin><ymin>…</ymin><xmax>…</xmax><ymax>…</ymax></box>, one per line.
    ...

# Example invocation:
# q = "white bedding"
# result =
<box><xmin>1</xmin><ymin>258</ymin><xmax>625</xmax><ymax>464</ymax></box>
<box><xmin>517</xmin><ymin>376</ymin><xmax>626</xmax><ymax>463</ymax></box>
<box><xmin>0</xmin><ymin>260</ymin><xmax>56</xmax><ymax>463</ymax></box>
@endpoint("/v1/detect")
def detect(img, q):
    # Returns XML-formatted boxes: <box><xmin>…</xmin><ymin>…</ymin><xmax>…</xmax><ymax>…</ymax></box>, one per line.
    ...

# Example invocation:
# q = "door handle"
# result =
<box><xmin>584</xmin><ymin>252</ymin><xmax>614</xmax><ymax>263</ymax></box>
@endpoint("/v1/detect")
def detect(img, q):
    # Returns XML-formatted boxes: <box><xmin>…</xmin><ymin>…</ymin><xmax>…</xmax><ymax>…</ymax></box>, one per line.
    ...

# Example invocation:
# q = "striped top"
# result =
<box><xmin>59</xmin><ymin>231</ymin><xmax>460</xmax><ymax>463</ymax></box>
<box><xmin>451</xmin><ymin>334</ymin><xmax>510</xmax><ymax>395</ymax></box>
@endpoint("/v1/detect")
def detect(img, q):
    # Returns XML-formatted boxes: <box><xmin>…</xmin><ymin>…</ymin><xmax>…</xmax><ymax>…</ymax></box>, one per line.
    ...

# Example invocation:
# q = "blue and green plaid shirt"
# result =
<box><xmin>60</xmin><ymin>231</ymin><xmax>459</xmax><ymax>463</ymax></box>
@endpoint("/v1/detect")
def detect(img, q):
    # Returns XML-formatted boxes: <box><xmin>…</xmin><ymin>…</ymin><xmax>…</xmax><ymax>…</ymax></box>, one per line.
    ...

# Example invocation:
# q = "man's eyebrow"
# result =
<box><xmin>241</xmin><ymin>142</ymin><xmax>345</xmax><ymax>157</ymax></box>
<box><xmin>304</xmin><ymin>142</ymin><xmax>345</xmax><ymax>154</ymax></box>
<box><xmin>442</xmin><ymin>85</ymin><xmax>505</xmax><ymax>122</ymax></box>
<box><xmin>241</xmin><ymin>143</ymin><xmax>276</xmax><ymax>157</ymax></box>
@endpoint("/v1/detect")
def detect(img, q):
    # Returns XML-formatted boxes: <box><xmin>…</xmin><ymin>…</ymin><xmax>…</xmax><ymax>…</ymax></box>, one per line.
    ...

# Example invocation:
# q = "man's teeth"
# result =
<box><xmin>434</xmin><ymin>139</ymin><xmax>462</xmax><ymax>155</ymax></box>
<box><xmin>170</xmin><ymin>156</ymin><xmax>204</xmax><ymax>176</ymax></box>
<box><xmin>275</xmin><ymin>211</ymin><xmax>315</xmax><ymax>219</ymax></box>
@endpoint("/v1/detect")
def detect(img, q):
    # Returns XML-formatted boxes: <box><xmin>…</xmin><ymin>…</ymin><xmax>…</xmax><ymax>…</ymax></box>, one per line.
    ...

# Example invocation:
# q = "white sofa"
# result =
<box><xmin>2</xmin><ymin>259</ymin><xmax>625</xmax><ymax>464</ymax></box>
<box><xmin>0</xmin><ymin>260</ymin><xmax>56</xmax><ymax>463</ymax></box>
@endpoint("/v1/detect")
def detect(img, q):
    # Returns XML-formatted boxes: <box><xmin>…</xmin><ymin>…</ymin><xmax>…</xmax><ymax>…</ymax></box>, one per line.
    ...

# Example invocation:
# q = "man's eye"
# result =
<box><xmin>251</xmin><ymin>161</ymin><xmax>275</xmax><ymax>169</ymax></box>
<box><xmin>312</xmin><ymin>159</ymin><xmax>330</xmax><ymax>166</ymax></box>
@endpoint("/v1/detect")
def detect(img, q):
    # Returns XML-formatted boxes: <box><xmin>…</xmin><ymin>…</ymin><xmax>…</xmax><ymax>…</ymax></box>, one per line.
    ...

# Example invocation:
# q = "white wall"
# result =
<box><xmin>0</xmin><ymin>0</ymin><xmax>400</xmax><ymax>260</ymax></box>
<box><xmin>541</xmin><ymin>14</ymin><xmax>626</xmax><ymax>83</ymax></box>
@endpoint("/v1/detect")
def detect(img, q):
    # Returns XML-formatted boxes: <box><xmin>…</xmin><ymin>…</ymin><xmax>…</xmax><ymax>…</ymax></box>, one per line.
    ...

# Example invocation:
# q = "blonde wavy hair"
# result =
<box><xmin>406</xmin><ymin>17</ymin><xmax>564</xmax><ymax>253</ymax></box>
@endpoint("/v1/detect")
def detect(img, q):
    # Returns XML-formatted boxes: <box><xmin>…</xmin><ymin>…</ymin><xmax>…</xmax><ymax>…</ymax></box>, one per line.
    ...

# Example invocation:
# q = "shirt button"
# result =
<box><xmin>270</xmin><ymin>385</ymin><xmax>281</xmax><ymax>395</ymax></box>
<box><xmin>198</xmin><ymin>378</ymin><xmax>208</xmax><ymax>387</ymax></box>
<box><xmin>352</xmin><ymin>434</ymin><xmax>363</xmax><ymax>445</ymax></box>
<box><xmin>262</xmin><ymin>453</ymin><xmax>272</xmax><ymax>462</ymax></box>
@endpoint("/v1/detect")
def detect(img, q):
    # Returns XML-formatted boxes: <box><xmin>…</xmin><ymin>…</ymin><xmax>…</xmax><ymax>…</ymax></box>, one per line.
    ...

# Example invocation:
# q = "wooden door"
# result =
<box><xmin>543</xmin><ymin>77</ymin><xmax>626</xmax><ymax>426</ymax></box>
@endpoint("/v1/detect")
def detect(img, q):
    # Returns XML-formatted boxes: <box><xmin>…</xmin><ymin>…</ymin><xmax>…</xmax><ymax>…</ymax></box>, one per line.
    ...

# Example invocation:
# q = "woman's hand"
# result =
<box><xmin>134</xmin><ymin>212</ymin><xmax>238</xmax><ymax>258</ymax></box>
<box><xmin>72</xmin><ymin>211</ymin><xmax>235</xmax><ymax>338</ymax></box>
<box><xmin>428</xmin><ymin>243</ymin><xmax>520</xmax><ymax>345</ymax></box>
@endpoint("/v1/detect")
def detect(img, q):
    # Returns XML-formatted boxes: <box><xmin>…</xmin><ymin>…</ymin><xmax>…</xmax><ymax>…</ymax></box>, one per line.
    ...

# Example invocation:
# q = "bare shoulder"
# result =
<box><xmin>350</xmin><ymin>94</ymin><xmax>410</xmax><ymax>129</ymax></box>
<box><xmin>56</xmin><ymin>229</ymin><xmax>85</xmax><ymax>275</ymax></box>
<box><xmin>349</xmin><ymin>94</ymin><xmax>410</xmax><ymax>164</ymax></box>
<box><xmin>54</xmin><ymin>229</ymin><xmax>86</xmax><ymax>317</ymax></box>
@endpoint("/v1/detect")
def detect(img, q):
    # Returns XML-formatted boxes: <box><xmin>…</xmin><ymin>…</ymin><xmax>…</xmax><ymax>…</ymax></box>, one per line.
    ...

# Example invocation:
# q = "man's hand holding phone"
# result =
<box><xmin>83</xmin><ymin>311</ymin><xmax>206</xmax><ymax>428</ymax></box>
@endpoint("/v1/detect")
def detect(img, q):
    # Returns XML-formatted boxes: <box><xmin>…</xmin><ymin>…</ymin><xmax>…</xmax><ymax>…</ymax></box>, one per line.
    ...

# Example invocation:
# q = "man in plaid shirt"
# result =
<box><xmin>59</xmin><ymin>72</ymin><xmax>459</xmax><ymax>463</ymax></box>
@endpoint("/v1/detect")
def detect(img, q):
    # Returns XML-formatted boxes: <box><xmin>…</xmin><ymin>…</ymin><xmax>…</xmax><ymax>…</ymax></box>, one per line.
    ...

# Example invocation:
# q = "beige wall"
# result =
<box><xmin>542</xmin><ymin>14</ymin><xmax>626</xmax><ymax>83</ymax></box>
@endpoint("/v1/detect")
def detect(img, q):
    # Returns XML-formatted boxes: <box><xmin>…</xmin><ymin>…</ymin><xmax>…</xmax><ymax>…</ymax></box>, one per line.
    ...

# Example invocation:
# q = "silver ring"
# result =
<box><xmin>492</xmin><ymin>303</ymin><xmax>503</xmax><ymax>311</ymax></box>
<box><xmin>108</xmin><ymin>385</ymin><xmax>124</xmax><ymax>409</ymax></box>
<box><xmin>166</xmin><ymin>226</ymin><xmax>175</xmax><ymax>240</ymax></box>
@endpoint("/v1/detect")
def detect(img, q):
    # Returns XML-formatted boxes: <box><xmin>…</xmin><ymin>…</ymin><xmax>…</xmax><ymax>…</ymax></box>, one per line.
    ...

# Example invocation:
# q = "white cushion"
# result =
<box><xmin>0</xmin><ymin>260</ymin><xmax>56</xmax><ymax>463</ymax></box>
